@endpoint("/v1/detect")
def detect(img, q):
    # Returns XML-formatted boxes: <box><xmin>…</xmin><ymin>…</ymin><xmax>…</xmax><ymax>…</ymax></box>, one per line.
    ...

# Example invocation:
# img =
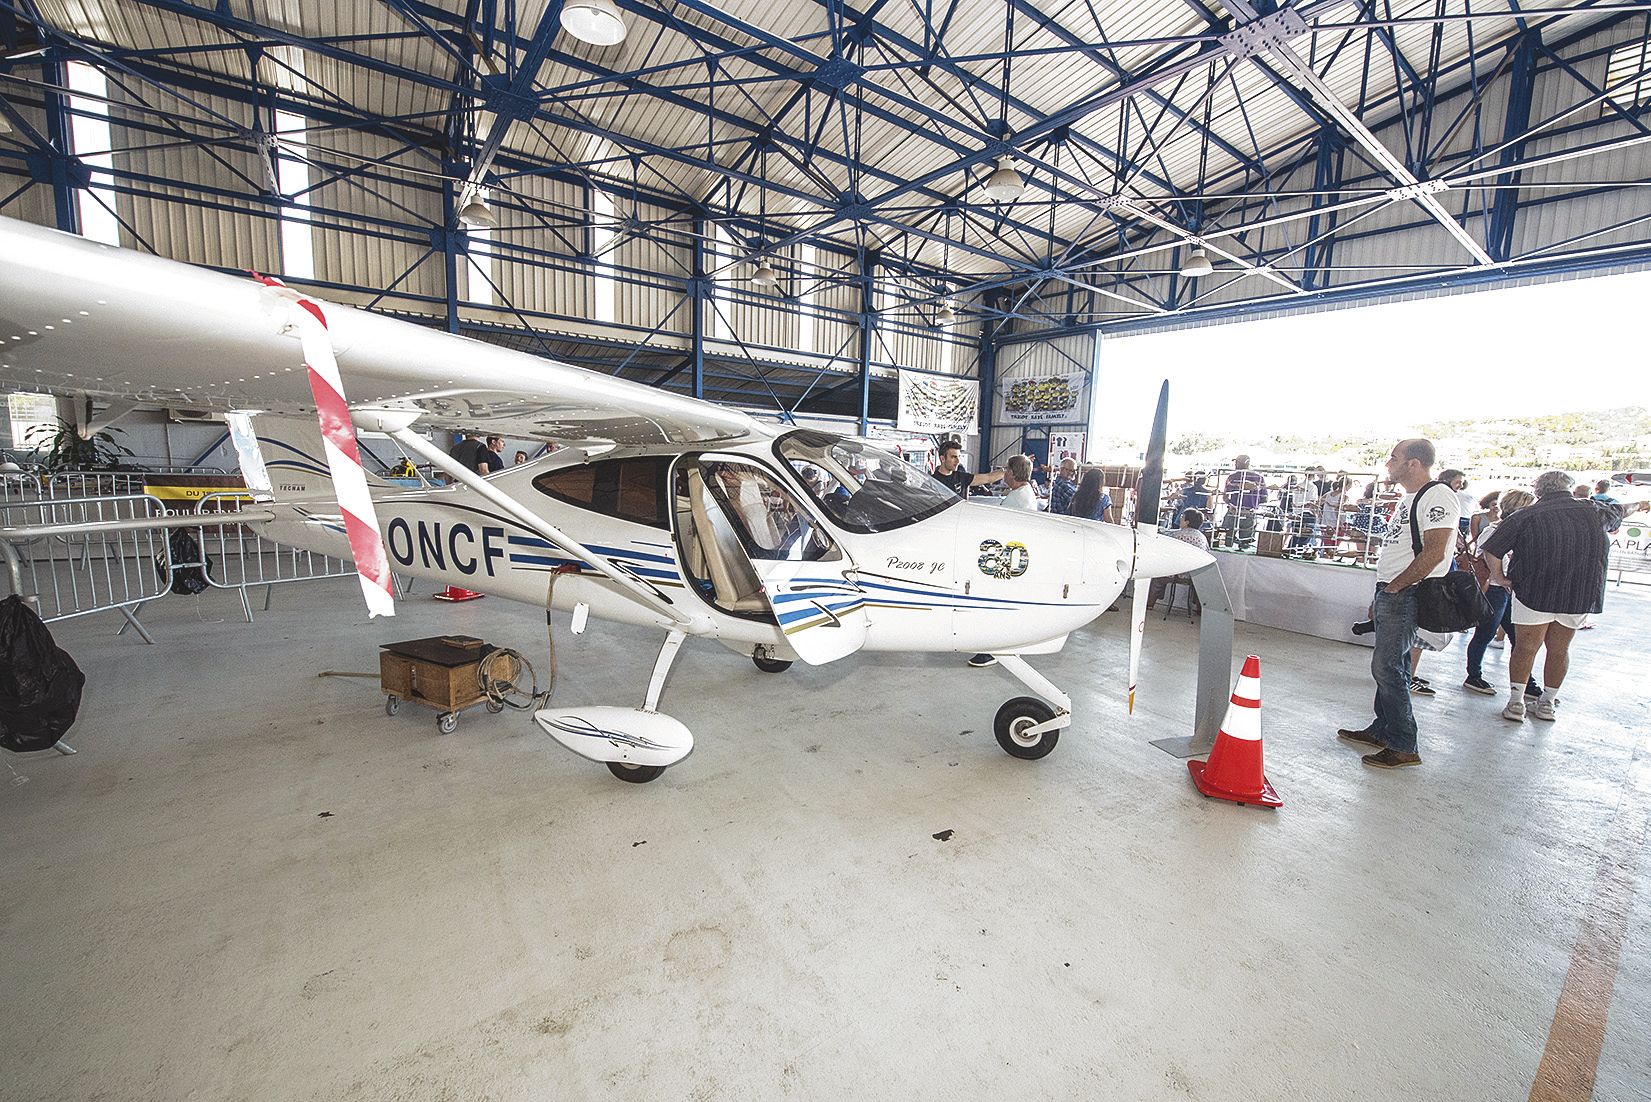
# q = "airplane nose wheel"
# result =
<box><xmin>607</xmin><ymin>761</ymin><xmax>667</xmax><ymax>784</ymax></box>
<box><xmin>752</xmin><ymin>655</ymin><xmax>792</xmax><ymax>673</ymax></box>
<box><xmin>994</xmin><ymin>697</ymin><xmax>1059</xmax><ymax>760</ymax></box>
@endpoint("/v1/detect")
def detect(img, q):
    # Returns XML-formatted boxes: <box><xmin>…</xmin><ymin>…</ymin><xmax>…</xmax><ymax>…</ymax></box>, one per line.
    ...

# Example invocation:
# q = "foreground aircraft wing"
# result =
<box><xmin>0</xmin><ymin>216</ymin><xmax>761</xmax><ymax>448</ymax></box>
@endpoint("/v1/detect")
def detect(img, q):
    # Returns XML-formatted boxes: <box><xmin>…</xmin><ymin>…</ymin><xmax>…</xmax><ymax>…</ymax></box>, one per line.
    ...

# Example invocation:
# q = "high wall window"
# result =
<box><xmin>64</xmin><ymin>62</ymin><xmax>119</xmax><ymax>246</ymax></box>
<box><xmin>274</xmin><ymin>108</ymin><xmax>314</xmax><ymax>280</ymax></box>
<box><xmin>591</xmin><ymin>183</ymin><xmax>616</xmax><ymax>324</ymax></box>
<box><xmin>797</xmin><ymin>244</ymin><xmax>816</xmax><ymax>354</ymax></box>
<box><xmin>710</xmin><ymin>222</ymin><xmax>733</xmax><ymax>340</ymax></box>
<box><xmin>1604</xmin><ymin>40</ymin><xmax>1651</xmax><ymax>114</ymax></box>
<box><xmin>466</xmin><ymin>188</ymin><xmax>494</xmax><ymax>307</ymax></box>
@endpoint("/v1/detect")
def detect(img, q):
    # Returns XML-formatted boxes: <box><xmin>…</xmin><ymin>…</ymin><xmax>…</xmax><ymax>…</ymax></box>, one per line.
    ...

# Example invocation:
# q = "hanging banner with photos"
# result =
<box><xmin>997</xmin><ymin>370</ymin><xmax>1087</xmax><ymax>424</ymax></box>
<box><xmin>1048</xmin><ymin>431</ymin><xmax>1086</xmax><ymax>465</ymax></box>
<box><xmin>897</xmin><ymin>371</ymin><xmax>979</xmax><ymax>434</ymax></box>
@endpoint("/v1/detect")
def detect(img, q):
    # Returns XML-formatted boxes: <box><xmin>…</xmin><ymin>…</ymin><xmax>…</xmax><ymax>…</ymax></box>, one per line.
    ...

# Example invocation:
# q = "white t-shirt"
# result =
<box><xmin>1456</xmin><ymin>488</ymin><xmax>1476</xmax><ymax>516</ymax></box>
<box><xmin>1376</xmin><ymin>482</ymin><xmax>1460</xmax><ymax>583</ymax></box>
<box><xmin>1476</xmin><ymin>520</ymin><xmax>1512</xmax><ymax>570</ymax></box>
<box><xmin>998</xmin><ymin>484</ymin><xmax>1039</xmax><ymax>511</ymax></box>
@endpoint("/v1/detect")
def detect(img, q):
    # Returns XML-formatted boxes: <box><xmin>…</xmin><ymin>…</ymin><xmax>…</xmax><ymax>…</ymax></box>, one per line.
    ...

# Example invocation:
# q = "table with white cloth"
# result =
<box><xmin>1209</xmin><ymin>550</ymin><xmax>1376</xmax><ymax>645</ymax></box>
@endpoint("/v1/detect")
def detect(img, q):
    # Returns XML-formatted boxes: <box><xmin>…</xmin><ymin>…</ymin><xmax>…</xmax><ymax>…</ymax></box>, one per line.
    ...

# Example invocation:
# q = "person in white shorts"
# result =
<box><xmin>1480</xmin><ymin>470</ymin><xmax>1611</xmax><ymax>722</ymax></box>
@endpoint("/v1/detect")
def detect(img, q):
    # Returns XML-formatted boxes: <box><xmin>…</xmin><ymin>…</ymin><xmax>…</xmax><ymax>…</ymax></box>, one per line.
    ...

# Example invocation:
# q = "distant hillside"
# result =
<box><xmin>1117</xmin><ymin>407</ymin><xmax>1651</xmax><ymax>474</ymax></box>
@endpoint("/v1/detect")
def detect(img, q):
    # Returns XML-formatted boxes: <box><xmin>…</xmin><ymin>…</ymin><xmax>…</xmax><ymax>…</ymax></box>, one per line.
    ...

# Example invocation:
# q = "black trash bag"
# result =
<box><xmin>0</xmin><ymin>595</ymin><xmax>86</xmax><ymax>753</ymax></box>
<box><xmin>157</xmin><ymin>529</ymin><xmax>210</xmax><ymax>596</ymax></box>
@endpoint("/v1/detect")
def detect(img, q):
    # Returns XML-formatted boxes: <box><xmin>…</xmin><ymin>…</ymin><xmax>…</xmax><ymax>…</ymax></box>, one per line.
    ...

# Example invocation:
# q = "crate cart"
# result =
<box><xmin>379</xmin><ymin>635</ymin><xmax>506</xmax><ymax>733</ymax></box>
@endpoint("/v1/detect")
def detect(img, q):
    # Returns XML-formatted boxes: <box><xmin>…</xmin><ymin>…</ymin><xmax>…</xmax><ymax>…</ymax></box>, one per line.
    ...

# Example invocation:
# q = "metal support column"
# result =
<box><xmin>856</xmin><ymin>251</ymin><xmax>876</xmax><ymax>436</ymax></box>
<box><xmin>976</xmin><ymin>294</ymin><xmax>999</xmax><ymax>454</ymax></box>
<box><xmin>439</xmin><ymin>173</ymin><xmax>461</xmax><ymax>334</ymax></box>
<box><xmin>690</xmin><ymin>217</ymin><xmax>707</xmax><ymax>400</ymax></box>
<box><xmin>1302</xmin><ymin>132</ymin><xmax>1341</xmax><ymax>292</ymax></box>
<box><xmin>1488</xmin><ymin>33</ymin><xmax>1541</xmax><ymax>263</ymax></box>
<box><xmin>41</xmin><ymin>57</ymin><xmax>79</xmax><ymax>234</ymax></box>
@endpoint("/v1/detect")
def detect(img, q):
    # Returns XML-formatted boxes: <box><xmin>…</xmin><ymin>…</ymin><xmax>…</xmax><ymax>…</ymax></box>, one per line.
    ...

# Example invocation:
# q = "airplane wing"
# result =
<box><xmin>0</xmin><ymin>216</ymin><xmax>763</xmax><ymax>448</ymax></box>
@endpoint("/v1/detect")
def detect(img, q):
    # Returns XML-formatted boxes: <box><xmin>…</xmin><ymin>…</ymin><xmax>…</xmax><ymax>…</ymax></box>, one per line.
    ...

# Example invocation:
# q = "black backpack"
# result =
<box><xmin>158</xmin><ymin>529</ymin><xmax>211</xmax><ymax>596</ymax></box>
<box><xmin>1409</xmin><ymin>481</ymin><xmax>1490</xmax><ymax>633</ymax></box>
<box><xmin>0</xmin><ymin>595</ymin><xmax>86</xmax><ymax>753</ymax></box>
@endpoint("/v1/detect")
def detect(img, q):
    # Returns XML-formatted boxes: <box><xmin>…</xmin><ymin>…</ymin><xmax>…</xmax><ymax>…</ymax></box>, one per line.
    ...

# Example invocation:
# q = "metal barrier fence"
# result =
<box><xmin>0</xmin><ymin>492</ymin><xmax>176</xmax><ymax>641</ymax></box>
<box><xmin>0</xmin><ymin>481</ymin><xmax>362</xmax><ymax>639</ymax></box>
<box><xmin>192</xmin><ymin>491</ymin><xmax>358</xmax><ymax>622</ymax></box>
<box><xmin>1</xmin><ymin>471</ymin><xmax>43</xmax><ymax>505</ymax></box>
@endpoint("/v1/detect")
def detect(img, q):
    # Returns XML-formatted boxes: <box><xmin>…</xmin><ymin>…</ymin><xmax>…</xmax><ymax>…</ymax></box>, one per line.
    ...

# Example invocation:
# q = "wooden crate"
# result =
<box><xmin>379</xmin><ymin>636</ymin><xmax>489</xmax><ymax>712</ymax></box>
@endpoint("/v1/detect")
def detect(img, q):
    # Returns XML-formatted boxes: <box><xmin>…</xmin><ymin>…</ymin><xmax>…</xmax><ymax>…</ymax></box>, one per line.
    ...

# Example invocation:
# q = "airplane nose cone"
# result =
<box><xmin>1132</xmin><ymin>530</ymin><xmax>1214</xmax><ymax>579</ymax></box>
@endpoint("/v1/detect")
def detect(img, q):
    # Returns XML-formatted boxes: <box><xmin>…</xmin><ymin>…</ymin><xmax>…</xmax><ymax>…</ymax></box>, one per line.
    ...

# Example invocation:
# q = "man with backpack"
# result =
<box><xmin>1336</xmin><ymin>438</ymin><xmax>1459</xmax><ymax>769</ymax></box>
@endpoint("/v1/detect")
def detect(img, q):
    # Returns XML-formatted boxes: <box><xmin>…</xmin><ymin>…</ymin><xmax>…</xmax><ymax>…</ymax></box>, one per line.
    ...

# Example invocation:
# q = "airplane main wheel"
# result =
<box><xmin>753</xmin><ymin>655</ymin><xmax>792</xmax><ymax>674</ymax></box>
<box><xmin>607</xmin><ymin>761</ymin><xmax>666</xmax><ymax>784</ymax></box>
<box><xmin>994</xmin><ymin>697</ymin><xmax>1059</xmax><ymax>760</ymax></box>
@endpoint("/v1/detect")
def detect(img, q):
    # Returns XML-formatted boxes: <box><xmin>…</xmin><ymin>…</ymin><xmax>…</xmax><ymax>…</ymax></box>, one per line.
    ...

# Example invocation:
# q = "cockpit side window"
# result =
<box><xmin>775</xmin><ymin>429</ymin><xmax>959</xmax><ymax>534</ymax></box>
<box><xmin>532</xmin><ymin>457</ymin><xmax>671</xmax><ymax>528</ymax></box>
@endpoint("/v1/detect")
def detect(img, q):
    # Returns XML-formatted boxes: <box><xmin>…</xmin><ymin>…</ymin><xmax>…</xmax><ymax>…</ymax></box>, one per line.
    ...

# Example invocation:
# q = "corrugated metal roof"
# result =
<box><xmin>3</xmin><ymin>0</ymin><xmax>1646</xmax><ymax>350</ymax></box>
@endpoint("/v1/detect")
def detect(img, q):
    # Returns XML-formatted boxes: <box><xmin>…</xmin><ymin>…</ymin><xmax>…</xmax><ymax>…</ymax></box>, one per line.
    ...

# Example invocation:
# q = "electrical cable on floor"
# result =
<box><xmin>476</xmin><ymin>565</ymin><xmax>571</xmax><ymax>713</ymax></box>
<box><xmin>316</xmin><ymin>671</ymin><xmax>381</xmax><ymax>679</ymax></box>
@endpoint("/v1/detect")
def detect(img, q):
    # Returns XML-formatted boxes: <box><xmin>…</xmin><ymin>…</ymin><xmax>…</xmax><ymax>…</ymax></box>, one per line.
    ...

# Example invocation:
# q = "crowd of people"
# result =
<box><xmin>1335</xmin><ymin>439</ymin><xmax>1615</xmax><ymax>770</ymax></box>
<box><xmin>946</xmin><ymin>437</ymin><xmax>1622</xmax><ymax>770</ymax></box>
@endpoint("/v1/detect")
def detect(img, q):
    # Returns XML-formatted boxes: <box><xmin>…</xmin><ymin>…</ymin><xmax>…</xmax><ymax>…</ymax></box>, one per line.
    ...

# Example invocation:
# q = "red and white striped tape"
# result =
<box><xmin>254</xmin><ymin>275</ymin><xmax>396</xmax><ymax>618</ymax></box>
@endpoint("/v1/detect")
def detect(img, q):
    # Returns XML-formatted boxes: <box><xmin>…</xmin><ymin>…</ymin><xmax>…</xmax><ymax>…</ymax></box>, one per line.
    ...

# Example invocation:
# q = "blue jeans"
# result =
<box><xmin>1465</xmin><ymin>585</ymin><xmax>1510</xmax><ymax>680</ymax></box>
<box><xmin>1370</xmin><ymin>584</ymin><xmax>1420</xmax><ymax>754</ymax></box>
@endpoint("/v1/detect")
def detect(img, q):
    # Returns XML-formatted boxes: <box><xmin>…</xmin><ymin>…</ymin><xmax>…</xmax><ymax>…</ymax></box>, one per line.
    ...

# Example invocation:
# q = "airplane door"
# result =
<box><xmin>674</xmin><ymin>455</ymin><xmax>868</xmax><ymax>665</ymax></box>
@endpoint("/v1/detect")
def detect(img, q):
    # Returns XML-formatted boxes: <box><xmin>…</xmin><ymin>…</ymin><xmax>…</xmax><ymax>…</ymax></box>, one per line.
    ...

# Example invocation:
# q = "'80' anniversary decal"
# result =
<box><xmin>977</xmin><ymin>539</ymin><xmax>1030</xmax><ymax>579</ymax></box>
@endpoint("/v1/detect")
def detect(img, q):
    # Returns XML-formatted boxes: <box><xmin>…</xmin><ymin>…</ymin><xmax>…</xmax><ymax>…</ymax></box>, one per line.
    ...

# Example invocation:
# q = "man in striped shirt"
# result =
<box><xmin>1480</xmin><ymin>470</ymin><xmax>1610</xmax><ymax>722</ymax></box>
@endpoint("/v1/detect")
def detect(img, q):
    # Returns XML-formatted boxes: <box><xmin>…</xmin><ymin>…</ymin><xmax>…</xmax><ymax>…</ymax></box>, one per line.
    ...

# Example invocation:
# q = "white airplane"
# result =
<box><xmin>0</xmin><ymin>215</ymin><xmax>1212</xmax><ymax>783</ymax></box>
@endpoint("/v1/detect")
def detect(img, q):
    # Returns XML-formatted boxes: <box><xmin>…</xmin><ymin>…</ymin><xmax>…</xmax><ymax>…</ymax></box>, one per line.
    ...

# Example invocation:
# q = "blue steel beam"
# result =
<box><xmin>1487</xmin><ymin>31</ymin><xmax>1540</xmax><ymax>263</ymax></box>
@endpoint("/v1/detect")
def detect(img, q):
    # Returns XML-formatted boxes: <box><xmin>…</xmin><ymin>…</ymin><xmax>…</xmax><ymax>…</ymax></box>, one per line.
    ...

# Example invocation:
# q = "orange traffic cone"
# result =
<box><xmin>434</xmin><ymin>585</ymin><xmax>485</xmax><ymax>602</ymax></box>
<box><xmin>1188</xmin><ymin>655</ymin><xmax>1282</xmax><ymax>808</ymax></box>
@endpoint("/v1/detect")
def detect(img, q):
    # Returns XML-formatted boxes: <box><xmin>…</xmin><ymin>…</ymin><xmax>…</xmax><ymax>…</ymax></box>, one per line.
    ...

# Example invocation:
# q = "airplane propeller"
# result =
<box><xmin>1127</xmin><ymin>381</ymin><xmax>1170</xmax><ymax>713</ymax></box>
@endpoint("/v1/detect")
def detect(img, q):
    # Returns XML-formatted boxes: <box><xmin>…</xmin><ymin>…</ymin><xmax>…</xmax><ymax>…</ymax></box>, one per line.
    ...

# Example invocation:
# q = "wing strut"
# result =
<box><xmin>364</xmin><ymin>415</ymin><xmax>697</xmax><ymax>629</ymax></box>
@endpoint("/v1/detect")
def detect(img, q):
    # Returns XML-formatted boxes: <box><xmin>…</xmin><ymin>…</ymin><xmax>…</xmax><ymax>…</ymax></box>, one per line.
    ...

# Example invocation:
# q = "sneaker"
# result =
<box><xmin>967</xmin><ymin>654</ymin><xmax>997</xmax><ymax>668</ymax></box>
<box><xmin>1488</xmin><ymin>639</ymin><xmax>1505</xmax><ymax>649</ymax></box>
<box><xmin>1502</xmin><ymin>699</ymin><xmax>1526</xmax><ymax>721</ymax></box>
<box><xmin>1351</xmin><ymin>619</ymin><xmax>1375</xmax><ymax>636</ymax></box>
<box><xmin>1362</xmin><ymin>748</ymin><xmax>1422</xmax><ymax>769</ymax></box>
<box><xmin>1532</xmin><ymin>696</ymin><xmax>1558</xmax><ymax>721</ymax></box>
<box><xmin>1524</xmin><ymin>680</ymin><xmax>1542</xmax><ymax>701</ymax></box>
<box><xmin>1462</xmin><ymin>676</ymin><xmax>1496</xmax><ymax>695</ymax></box>
<box><xmin>1338</xmin><ymin>728</ymin><xmax>1384</xmax><ymax>749</ymax></box>
<box><xmin>1409</xmin><ymin>676</ymin><xmax>1436</xmax><ymax>697</ymax></box>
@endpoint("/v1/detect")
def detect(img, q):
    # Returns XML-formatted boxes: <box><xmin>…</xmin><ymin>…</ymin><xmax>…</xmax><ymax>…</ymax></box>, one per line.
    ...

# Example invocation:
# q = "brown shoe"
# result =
<box><xmin>1362</xmin><ymin>748</ymin><xmax>1422</xmax><ymax>769</ymax></box>
<box><xmin>1337</xmin><ymin>728</ymin><xmax>1383</xmax><ymax>749</ymax></box>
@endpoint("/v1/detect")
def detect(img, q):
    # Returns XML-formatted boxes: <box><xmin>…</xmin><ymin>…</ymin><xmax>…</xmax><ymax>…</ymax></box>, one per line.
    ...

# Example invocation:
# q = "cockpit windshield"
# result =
<box><xmin>775</xmin><ymin>429</ymin><xmax>960</xmax><ymax>534</ymax></box>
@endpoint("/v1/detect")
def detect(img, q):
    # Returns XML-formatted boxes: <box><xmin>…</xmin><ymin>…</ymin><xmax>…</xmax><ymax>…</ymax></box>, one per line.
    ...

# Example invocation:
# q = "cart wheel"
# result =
<box><xmin>438</xmin><ymin>712</ymin><xmax>458</xmax><ymax>735</ymax></box>
<box><xmin>385</xmin><ymin>696</ymin><xmax>399</xmax><ymax>717</ymax></box>
<box><xmin>486</xmin><ymin>699</ymin><xmax>505</xmax><ymax>714</ymax></box>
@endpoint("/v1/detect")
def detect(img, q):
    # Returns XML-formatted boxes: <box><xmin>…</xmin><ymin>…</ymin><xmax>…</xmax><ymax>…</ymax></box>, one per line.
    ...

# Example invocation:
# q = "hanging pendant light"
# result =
<box><xmin>934</xmin><ymin>301</ymin><xmax>956</xmax><ymax>326</ymax></box>
<box><xmin>459</xmin><ymin>195</ymin><xmax>497</xmax><ymax>229</ymax></box>
<box><xmin>561</xmin><ymin>0</ymin><xmax>627</xmax><ymax>46</ymax></box>
<box><xmin>1179</xmin><ymin>245</ymin><xmax>1213</xmax><ymax>278</ymax></box>
<box><xmin>983</xmin><ymin>155</ymin><xmax>1025</xmax><ymax>202</ymax></box>
<box><xmin>750</xmin><ymin>259</ymin><xmax>779</xmax><ymax>287</ymax></box>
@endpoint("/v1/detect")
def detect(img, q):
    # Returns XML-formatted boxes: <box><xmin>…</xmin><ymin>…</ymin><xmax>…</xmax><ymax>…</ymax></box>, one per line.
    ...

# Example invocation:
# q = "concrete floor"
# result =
<box><xmin>2</xmin><ymin>577</ymin><xmax>1648</xmax><ymax>1102</ymax></box>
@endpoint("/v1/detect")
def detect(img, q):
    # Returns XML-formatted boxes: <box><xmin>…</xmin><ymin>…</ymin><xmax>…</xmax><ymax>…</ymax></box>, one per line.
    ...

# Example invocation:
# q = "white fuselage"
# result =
<box><xmin>259</xmin><ymin>435</ymin><xmax>1155</xmax><ymax>661</ymax></box>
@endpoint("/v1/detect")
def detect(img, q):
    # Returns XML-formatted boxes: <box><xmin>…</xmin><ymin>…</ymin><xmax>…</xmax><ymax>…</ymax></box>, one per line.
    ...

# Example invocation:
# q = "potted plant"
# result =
<box><xmin>23</xmin><ymin>418</ymin><xmax>135</xmax><ymax>470</ymax></box>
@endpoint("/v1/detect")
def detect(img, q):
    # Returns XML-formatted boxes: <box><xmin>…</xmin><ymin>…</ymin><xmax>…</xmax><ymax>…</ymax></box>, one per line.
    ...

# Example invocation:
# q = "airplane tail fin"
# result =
<box><xmin>230</xmin><ymin>412</ymin><xmax>402</xmax><ymax>502</ymax></box>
